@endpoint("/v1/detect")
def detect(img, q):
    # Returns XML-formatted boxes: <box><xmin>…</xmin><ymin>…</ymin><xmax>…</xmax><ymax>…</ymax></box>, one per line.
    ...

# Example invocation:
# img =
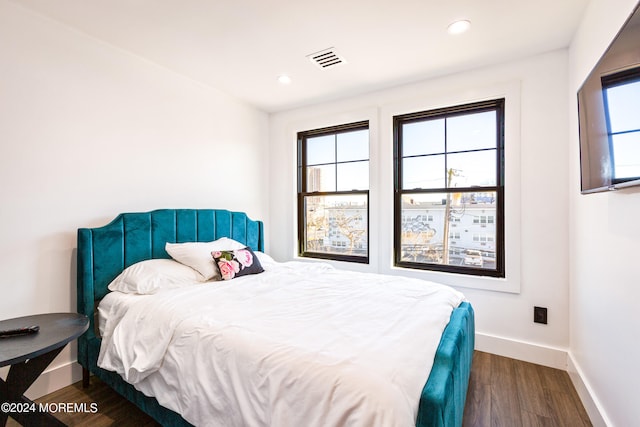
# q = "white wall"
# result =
<box><xmin>0</xmin><ymin>0</ymin><xmax>268</xmax><ymax>397</ymax></box>
<box><xmin>569</xmin><ymin>0</ymin><xmax>640</xmax><ymax>425</ymax></box>
<box><xmin>269</xmin><ymin>50</ymin><xmax>571</xmax><ymax>367</ymax></box>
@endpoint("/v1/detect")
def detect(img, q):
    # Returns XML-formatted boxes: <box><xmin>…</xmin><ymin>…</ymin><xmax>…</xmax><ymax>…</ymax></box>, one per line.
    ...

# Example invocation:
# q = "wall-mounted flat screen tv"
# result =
<box><xmin>578</xmin><ymin>2</ymin><xmax>640</xmax><ymax>194</ymax></box>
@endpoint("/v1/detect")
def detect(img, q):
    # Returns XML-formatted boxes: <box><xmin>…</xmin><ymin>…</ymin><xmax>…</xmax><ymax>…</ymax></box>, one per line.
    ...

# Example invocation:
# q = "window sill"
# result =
<box><xmin>387</xmin><ymin>264</ymin><xmax>520</xmax><ymax>294</ymax></box>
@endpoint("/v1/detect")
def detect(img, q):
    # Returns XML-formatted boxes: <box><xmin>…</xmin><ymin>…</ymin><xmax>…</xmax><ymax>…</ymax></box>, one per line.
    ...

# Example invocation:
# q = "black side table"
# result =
<box><xmin>0</xmin><ymin>313</ymin><xmax>89</xmax><ymax>427</ymax></box>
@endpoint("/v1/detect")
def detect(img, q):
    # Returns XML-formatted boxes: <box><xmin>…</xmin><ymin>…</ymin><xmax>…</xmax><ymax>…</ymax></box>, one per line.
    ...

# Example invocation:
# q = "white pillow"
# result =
<box><xmin>107</xmin><ymin>259</ymin><xmax>202</xmax><ymax>295</ymax></box>
<box><xmin>255</xmin><ymin>251</ymin><xmax>276</xmax><ymax>268</ymax></box>
<box><xmin>165</xmin><ymin>237</ymin><xmax>246</xmax><ymax>281</ymax></box>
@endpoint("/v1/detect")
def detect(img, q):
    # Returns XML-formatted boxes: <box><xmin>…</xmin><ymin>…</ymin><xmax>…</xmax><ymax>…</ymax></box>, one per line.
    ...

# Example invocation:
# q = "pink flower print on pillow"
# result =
<box><xmin>233</xmin><ymin>249</ymin><xmax>254</xmax><ymax>268</ymax></box>
<box><xmin>217</xmin><ymin>258</ymin><xmax>240</xmax><ymax>280</ymax></box>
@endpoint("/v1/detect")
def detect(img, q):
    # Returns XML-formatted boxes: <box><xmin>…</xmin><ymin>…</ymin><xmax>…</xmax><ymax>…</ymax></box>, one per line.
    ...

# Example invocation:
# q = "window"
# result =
<box><xmin>602</xmin><ymin>68</ymin><xmax>640</xmax><ymax>182</ymax></box>
<box><xmin>393</xmin><ymin>99</ymin><xmax>505</xmax><ymax>277</ymax></box>
<box><xmin>297</xmin><ymin>121</ymin><xmax>369</xmax><ymax>263</ymax></box>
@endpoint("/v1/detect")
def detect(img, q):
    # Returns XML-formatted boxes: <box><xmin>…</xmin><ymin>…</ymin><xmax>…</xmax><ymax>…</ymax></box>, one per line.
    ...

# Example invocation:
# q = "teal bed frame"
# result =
<box><xmin>77</xmin><ymin>209</ymin><xmax>474</xmax><ymax>427</ymax></box>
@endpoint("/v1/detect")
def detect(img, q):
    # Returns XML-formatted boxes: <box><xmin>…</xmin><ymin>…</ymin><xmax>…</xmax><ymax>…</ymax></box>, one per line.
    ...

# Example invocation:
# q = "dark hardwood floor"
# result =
<box><xmin>463</xmin><ymin>351</ymin><xmax>592</xmax><ymax>427</ymax></box>
<box><xmin>7</xmin><ymin>351</ymin><xmax>591</xmax><ymax>426</ymax></box>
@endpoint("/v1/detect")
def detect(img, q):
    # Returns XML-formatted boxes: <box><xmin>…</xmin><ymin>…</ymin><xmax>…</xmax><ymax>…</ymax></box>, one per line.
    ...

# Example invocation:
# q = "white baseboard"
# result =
<box><xmin>24</xmin><ymin>361</ymin><xmax>83</xmax><ymax>400</ymax></box>
<box><xmin>567</xmin><ymin>353</ymin><xmax>610</xmax><ymax>427</ymax></box>
<box><xmin>0</xmin><ymin>360</ymin><xmax>81</xmax><ymax>400</ymax></box>
<box><xmin>475</xmin><ymin>332</ymin><xmax>569</xmax><ymax>369</ymax></box>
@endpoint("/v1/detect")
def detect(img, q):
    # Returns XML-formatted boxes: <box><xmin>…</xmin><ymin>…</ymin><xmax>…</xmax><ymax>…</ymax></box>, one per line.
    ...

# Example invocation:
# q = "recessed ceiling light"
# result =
<box><xmin>447</xmin><ymin>19</ymin><xmax>471</xmax><ymax>35</ymax></box>
<box><xmin>277</xmin><ymin>74</ymin><xmax>292</xmax><ymax>85</ymax></box>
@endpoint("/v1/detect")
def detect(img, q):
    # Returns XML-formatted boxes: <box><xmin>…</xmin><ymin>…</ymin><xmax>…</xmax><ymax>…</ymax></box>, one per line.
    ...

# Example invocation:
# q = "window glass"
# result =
<box><xmin>447</xmin><ymin>111</ymin><xmax>497</xmax><ymax>152</ymax></box>
<box><xmin>306</xmin><ymin>165</ymin><xmax>336</xmax><ymax>192</ymax></box>
<box><xmin>402</xmin><ymin>155</ymin><xmax>446</xmax><ymax>189</ymax></box>
<box><xmin>447</xmin><ymin>150</ymin><xmax>496</xmax><ymax>187</ymax></box>
<box><xmin>306</xmin><ymin>135</ymin><xmax>335</xmax><ymax>165</ymax></box>
<box><xmin>303</xmin><ymin>194</ymin><xmax>368</xmax><ymax>258</ymax></box>
<box><xmin>337</xmin><ymin>129</ymin><xmax>369</xmax><ymax>162</ymax></box>
<box><xmin>402</xmin><ymin>119</ymin><xmax>445</xmax><ymax>157</ymax></box>
<box><xmin>399</xmin><ymin>192</ymin><xmax>497</xmax><ymax>269</ymax></box>
<box><xmin>337</xmin><ymin>161</ymin><xmax>369</xmax><ymax>191</ymax></box>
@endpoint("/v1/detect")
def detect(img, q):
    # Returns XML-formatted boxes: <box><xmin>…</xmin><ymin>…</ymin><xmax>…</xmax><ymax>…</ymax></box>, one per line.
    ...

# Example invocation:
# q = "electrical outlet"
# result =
<box><xmin>534</xmin><ymin>306</ymin><xmax>548</xmax><ymax>324</ymax></box>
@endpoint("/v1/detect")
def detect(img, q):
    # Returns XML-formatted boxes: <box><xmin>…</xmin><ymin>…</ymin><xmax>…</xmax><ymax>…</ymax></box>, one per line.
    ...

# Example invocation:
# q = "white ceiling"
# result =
<box><xmin>14</xmin><ymin>0</ymin><xmax>590</xmax><ymax>113</ymax></box>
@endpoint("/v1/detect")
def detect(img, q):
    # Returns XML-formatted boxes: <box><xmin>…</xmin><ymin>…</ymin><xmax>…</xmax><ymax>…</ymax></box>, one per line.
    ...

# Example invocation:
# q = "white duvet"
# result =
<box><xmin>98</xmin><ymin>261</ymin><xmax>464</xmax><ymax>427</ymax></box>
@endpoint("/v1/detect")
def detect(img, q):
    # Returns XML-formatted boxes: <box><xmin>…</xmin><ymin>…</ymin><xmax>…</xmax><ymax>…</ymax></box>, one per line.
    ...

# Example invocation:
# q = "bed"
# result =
<box><xmin>77</xmin><ymin>209</ymin><xmax>474</xmax><ymax>427</ymax></box>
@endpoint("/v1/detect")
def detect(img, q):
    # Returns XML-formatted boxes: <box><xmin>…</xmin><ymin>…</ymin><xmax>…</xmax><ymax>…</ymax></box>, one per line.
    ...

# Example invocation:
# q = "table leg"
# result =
<box><xmin>82</xmin><ymin>367</ymin><xmax>90</xmax><ymax>389</ymax></box>
<box><xmin>0</xmin><ymin>347</ymin><xmax>66</xmax><ymax>426</ymax></box>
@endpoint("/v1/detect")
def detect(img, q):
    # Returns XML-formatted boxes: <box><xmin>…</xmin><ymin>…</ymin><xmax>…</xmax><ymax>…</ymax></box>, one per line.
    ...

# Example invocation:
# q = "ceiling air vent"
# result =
<box><xmin>307</xmin><ymin>48</ymin><xmax>347</xmax><ymax>69</ymax></box>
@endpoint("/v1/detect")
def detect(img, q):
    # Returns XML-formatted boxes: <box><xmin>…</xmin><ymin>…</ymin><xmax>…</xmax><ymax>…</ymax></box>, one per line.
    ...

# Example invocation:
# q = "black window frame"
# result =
<box><xmin>297</xmin><ymin>121</ymin><xmax>370</xmax><ymax>264</ymax></box>
<box><xmin>393</xmin><ymin>99</ymin><xmax>505</xmax><ymax>277</ymax></box>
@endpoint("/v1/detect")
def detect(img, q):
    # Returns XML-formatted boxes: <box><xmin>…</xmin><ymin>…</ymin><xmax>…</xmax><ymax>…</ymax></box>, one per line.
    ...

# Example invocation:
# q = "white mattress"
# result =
<box><xmin>97</xmin><ymin>260</ymin><xmax>464</xmax><ymax>427</ymax></box>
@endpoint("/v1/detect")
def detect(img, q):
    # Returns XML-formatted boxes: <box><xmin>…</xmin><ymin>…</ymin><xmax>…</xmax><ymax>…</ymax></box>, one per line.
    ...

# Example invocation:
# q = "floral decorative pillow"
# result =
<box><xmin>212</xmin><ymin>247</ymin><xmax>264</xmax><ymax>280</ymax></box>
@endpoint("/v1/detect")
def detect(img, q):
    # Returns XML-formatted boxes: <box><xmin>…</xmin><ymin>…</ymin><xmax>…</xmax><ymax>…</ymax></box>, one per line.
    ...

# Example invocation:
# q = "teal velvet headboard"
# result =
<box><xmin>78</xmin><ymin>209</ymin><xmax>263</xmax><ymax>303</ymax></box>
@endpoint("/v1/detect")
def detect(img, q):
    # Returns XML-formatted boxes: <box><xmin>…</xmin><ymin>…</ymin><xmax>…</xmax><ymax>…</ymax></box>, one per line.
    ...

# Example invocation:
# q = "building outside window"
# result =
<box><xmin>297</xmin><ymin>121</ymin><xmax>369</xmax><ymax>263</ymax></box>
<box><xmin>393</xmin><ymin>99</ymin><xmax>505</xmax><ymax>277</ymax></box>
